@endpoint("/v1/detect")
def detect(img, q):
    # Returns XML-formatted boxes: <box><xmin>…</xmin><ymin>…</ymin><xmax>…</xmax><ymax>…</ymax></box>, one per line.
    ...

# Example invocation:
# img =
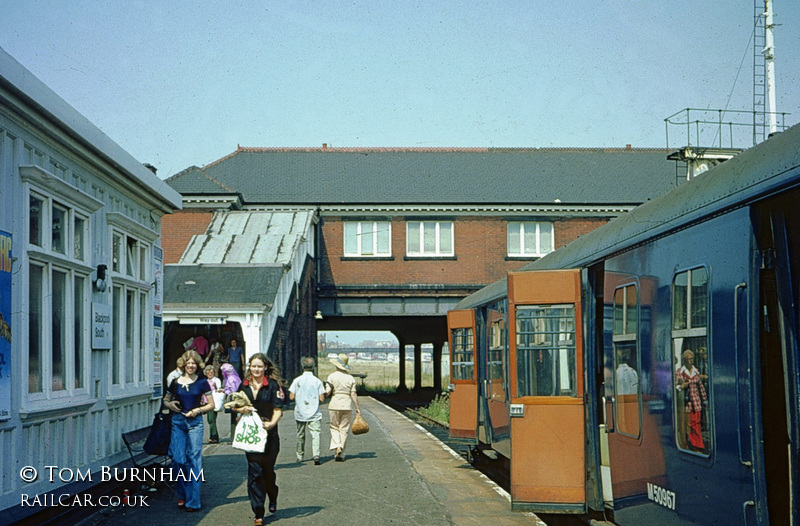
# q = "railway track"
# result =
<box><xmin>371</xmin><ymin>394</ymin><xmax>511</xmax><ymax>493</ymax></box>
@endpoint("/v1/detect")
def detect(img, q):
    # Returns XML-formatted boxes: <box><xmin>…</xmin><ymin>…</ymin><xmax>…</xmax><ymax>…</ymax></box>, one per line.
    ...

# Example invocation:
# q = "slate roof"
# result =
<box><xmin>166</xmin><ymin>147</ymin><xmax>678</xmax><ymax>205</ymax></box>
<box><xmin>164</xmin><ymin>265</ymin><xmax>283</xmax><ymax>307</ymax></box>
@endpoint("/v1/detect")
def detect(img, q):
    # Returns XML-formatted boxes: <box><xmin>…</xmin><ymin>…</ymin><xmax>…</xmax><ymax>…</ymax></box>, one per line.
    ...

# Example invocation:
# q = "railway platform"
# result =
<box><xmin>78</xmin><ymin>397</ymin><xmax>544</xmax><ymax>525</ymax></box>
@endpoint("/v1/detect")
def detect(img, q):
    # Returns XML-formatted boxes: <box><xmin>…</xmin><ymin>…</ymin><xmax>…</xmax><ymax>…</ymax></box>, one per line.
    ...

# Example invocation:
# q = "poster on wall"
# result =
<box><xmin>153</xmin><ymin>327</ymin><xmax>162</xmax><ymax>391</ymax></box>
<box><xmin>153</xmin><ymin>246</ymin><xmax>163</xmax><ymax>319</ymax></box>
<box><xmin>0</xmin><ymin>231</ymin><xmax>12</xmax><ymax>420</ymax></box>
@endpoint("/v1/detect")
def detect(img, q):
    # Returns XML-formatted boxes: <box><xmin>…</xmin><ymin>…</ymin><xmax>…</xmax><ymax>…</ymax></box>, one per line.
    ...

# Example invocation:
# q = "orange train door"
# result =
<box><xmin>508</xmin><ymin>270</ymin><xmax>586</xmax><ymax>513</ymax></box>
<box><xmin>447</xmin><ymin>309</ymin><xmax>478</xmax><ymax>442</ymax></box>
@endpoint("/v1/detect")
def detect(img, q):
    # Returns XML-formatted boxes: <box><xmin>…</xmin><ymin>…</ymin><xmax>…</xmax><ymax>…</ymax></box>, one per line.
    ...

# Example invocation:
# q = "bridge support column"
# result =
<box><xmin>414</xmin><ymin>343</ymin><xmax>422</xmax><ymax>390</ymax></box>
<box><xmin>432</xmin><ymin>341</ymin><xmax>443</xmax><ymax>391</ymax></box>
<box><xmin>397</xmin><ymin>339</ymin><xmax>408</xmax><ymax>393</ymax></box>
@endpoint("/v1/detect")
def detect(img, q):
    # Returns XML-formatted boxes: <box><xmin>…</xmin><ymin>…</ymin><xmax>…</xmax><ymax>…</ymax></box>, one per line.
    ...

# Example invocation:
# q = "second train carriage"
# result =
<box><xmin>447</xmin><ymin>124</ymin><xmax>800</xmax><ymax>525</ymax></box>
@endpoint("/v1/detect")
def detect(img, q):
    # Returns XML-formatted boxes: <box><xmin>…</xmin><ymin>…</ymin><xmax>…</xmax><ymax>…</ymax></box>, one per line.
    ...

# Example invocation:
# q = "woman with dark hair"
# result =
<box><xmin>230</xmin><ymin>353</ymin><xmax>285</xmax><ymax>525</ymax></box>
<box><xmin>162</xmin><ymin>350</ymin><xmax>215</xmax><ymax>511</ymax></box>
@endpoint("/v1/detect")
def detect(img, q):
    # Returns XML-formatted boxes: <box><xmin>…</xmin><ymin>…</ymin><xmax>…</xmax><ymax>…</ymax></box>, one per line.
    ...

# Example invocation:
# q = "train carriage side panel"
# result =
<box><xmin>508</xmin><ymin>269</ymin><xmax>586</xmax><ymax>513</ymax></box>
<box><xmin>448</xmin><ymin>309</ymin><xmax>479</xmax><ymax>441</ymax></box>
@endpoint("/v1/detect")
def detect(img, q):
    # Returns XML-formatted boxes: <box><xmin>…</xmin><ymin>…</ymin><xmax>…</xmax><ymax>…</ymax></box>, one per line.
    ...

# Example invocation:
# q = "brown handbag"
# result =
<box><xmin>351</xmin><ymin>413</ymin><xmax>369</xmax><ymax>435</ymax></box>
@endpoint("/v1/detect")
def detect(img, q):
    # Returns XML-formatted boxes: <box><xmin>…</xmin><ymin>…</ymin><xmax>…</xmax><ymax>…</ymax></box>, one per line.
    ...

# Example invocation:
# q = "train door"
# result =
<box><xmin>507</xmin><ymin>270</ymin><xmax>586</xmax><ymax>513</ymax></box>
<box><xmin>753</xmin><ymin>197</ymin><xmax>800</xmax><ymax>525</ymax></box>
<box><xmin>481</xmin><ymin>300</ymin><xmax>511</xmax><ymax>459</ymax></box>
<box><xmin>447</xmin><ymin>309</ymin><xmax>478</xmax><ymax>442</ymax></box>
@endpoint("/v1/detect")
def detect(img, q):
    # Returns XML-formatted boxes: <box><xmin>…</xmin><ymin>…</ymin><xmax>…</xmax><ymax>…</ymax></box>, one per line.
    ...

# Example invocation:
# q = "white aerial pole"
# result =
<box><xmin>764</xmin><ymin>0</ymin><xmax>778</xmax><ymax>134</ymax></box>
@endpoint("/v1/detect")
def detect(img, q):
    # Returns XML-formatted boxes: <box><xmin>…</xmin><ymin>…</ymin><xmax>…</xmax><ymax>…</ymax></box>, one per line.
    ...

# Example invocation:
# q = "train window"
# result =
<box><xmin>672</xmin><ymin>267</ymin><xmax>711</xmax><ymax>455</ymax></box>
<box><xmin>613</xmin><ymin>284</ymin><xmax>640</xmax><ymax>437</ymax></box>
<box><xmin>515</xmin><ymin>305</ymin><xmax>577</xmax><ymax>397</ymax></box>
<box><xmin>451</xmin><ymin>328</ymin><xmax>475</xmax><ymax>380</ymax></box>
<box><xmin>488</xmin><ymin>314</ymin><xmax>505</xmax><ymax>383</ymax></box>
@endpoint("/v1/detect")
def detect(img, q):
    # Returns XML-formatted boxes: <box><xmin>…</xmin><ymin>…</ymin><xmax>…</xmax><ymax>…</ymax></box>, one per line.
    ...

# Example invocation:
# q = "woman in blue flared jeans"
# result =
<box><xmin>162</xmin><ymin>350</ymin><xmax>215</xmax><ymax>512</ymax></box>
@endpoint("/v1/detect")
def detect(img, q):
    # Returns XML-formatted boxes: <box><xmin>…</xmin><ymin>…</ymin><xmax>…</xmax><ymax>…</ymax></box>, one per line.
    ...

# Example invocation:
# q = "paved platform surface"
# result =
<box><xmin>80</xmin><ymin>398</ymin><xmax>544</xmax><ymax>525</ymax></box>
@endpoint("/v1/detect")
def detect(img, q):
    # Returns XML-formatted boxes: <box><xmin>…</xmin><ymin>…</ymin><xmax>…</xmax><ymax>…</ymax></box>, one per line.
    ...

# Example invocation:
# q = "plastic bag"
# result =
<box><xmin>232</xmin><ymin>411</ymin><xmax>268</xmax><ymax>453</ymax></box>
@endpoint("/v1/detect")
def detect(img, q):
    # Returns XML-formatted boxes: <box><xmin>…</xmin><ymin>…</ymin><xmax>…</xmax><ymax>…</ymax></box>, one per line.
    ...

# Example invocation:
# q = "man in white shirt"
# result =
<box><xmin>289</xmin><ymin>357</ymin><xmax>326</xmax><ymax>465</ymax></box>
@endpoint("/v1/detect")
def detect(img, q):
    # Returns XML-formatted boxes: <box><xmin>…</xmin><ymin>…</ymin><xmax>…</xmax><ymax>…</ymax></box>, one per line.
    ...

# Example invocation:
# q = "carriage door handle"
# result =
<box><xmin>734</xmin><ymin>282</ymin><xmax>752</xmax><ymax>467</ymax></box>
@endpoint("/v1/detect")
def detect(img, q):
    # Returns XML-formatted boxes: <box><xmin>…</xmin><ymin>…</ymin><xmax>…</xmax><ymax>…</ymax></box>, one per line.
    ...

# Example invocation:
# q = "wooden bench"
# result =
<box><xmin>121</xmin><ymin>426</ymin><xmax>171</xmax><ymax>472</ymax></box>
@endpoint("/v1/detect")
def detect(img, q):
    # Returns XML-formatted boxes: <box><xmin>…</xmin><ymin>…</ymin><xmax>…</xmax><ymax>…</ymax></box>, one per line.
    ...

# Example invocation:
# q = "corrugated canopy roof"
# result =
<box><xmin>179</xmin><ymin>209</ymin><xmax>314</xmax><ymax>265</ymax></box>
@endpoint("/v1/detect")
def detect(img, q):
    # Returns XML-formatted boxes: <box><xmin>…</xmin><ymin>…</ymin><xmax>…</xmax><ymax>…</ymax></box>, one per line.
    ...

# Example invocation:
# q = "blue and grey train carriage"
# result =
<box><xmin>447</xmin><ymin>123</ymin><xmax>800</xmax><ymax>525</ymax></box>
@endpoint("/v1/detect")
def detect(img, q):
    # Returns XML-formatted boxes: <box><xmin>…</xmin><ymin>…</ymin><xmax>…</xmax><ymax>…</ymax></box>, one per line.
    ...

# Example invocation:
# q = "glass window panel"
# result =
<box><xmin>74</xmin><ymin>216</ymin><xmax>85</xmax><ymax>260</ymax></box>
<box><xmin>423</xmin><ymin>222</ymin><xmax>436</xmax><ymax>252</ymax></box>
<box><xmin>344</xmin><ymin>223</ymin><xmax>358</xmax><ymax>255</ymax></box>
<box><xmin>540</xmin><ymin>223</ymin><xmax>553</xmax><ymax>254</ymax></box>
<box><xmin>126</xmin><ymin>237</ymin><xmax>138</xmax><ymax>277</ymax></box>
<box><xmin>112</xmin><ymin>234</ymin><xmax>122</xmax><ymax>273</ymax></box>
<box><xmin>516</xmin><ymin>305</ymin><xmax>576</xmax><ymax>397</ymax></box>
<box><xmin>139</xmin><ymin>244</ymin><xmax>147</xmax><ymax>281</ymax></box>
<box><xmin>439</xmin><ymin>222</ymin><xmax>452</xmax><ymax>253</ymax></box>
<box><xmin>74</xmin><ymin>275</ymin><xmax>85</xmax><ymax>389</ymax></box>
<box><xmin>126</xmin><ymin>290</ymin><xmax>135</xmax><ymax>383</ymax></box>
<box><xmin>29</xmin><ymin>195</ymin><xmax>43</xmax><ymax>246</ymax></box>
<box><xmin>376</xmin><ymin>222</ymin><xmax>390</xmax><ymax>254</ymax></box>
<box><xmin>690</xmin><ymin>268</ymin><xmax>708</xmax><ymax>328</ymax></box>
<box><xmin>139</xmin><ymin>293</ymin><xmax>147</xmax><ymax>383</ymax></box>
<box><xmin>52</xmin><ymin>204</ymin><xmax>67</xmax><ymax>255</ymax></box>
<box><xmin>52</xmin><ymin>269</ymin><xmax>67</xmax><ymax>391</ymax></box>
<box><xmin>673</xmin><ymin>272</ymin><xmax>688</xmax><ymax>330</ymax></box>
<box><xmin>614</xmin><ymin>288</ymin><xmax>625</xmax><ymax>335</ymax></box>
<box><xmin>627</xmin><ymin>286</ymin><xmax>638</xmax><ymax>334</ymax></box>
<box><xmin>360</xmin><ymin>223</ymin><xmax>374</xmax><ymax>255</ymax></box>
<box><xmin>451</xmin><ymin>328</ymin><xmax>475</xmax><ymax>380</ymax></box>
<box><xmin>523</xmin><ymin>222</ymin><xmax>537</xmax><ymax>254</ymax></box>
<box><xmin>508</xmin><ymin>222</ymin><xmax>521</xmax><ymax>255</ymax></box>
<box><xmin>112</xmin><ymin>286</ymin><xmax>121</xmax><ymax>385</ymax></box>
<box><xmin>407</xmin><ymin>222</ymin><xmax>420</xmax><ymax>253</ymax></box>
<box><xmin>28</xmin><ymin>264</ymin><xmax>43</xmax><ymax>393</ymax></box>
<box><xmin>673</xmin><ymin>336</ymin><xmax>711</xmax><ymax>455</ymax></box>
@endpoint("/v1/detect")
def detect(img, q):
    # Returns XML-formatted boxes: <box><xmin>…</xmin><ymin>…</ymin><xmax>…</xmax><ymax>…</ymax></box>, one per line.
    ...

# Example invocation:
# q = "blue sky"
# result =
<box><xmin>2</xmin><ymin>1</ymin><xmax>799</xmax><ymax>180</ymax></box>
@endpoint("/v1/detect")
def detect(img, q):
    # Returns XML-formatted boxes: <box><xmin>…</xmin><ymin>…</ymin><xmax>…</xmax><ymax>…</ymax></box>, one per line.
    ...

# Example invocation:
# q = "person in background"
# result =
<box><xmin>326</xmin><ymin>353</ymin><xmax>361</xmax><ymax>462</ymax></box>
<box><xmin>207</xmin><ymin>337</ymin><xmax>225</xmax><ymax>376</ymax></box>
<box><xmin>221</xmin><ymin>363</ymin><xmax>242</xmax><ymax>441</ymax></box>
<box><xmin>203</xmin><ymin>365</ymin><xmax>223</xmax><ymax>444</ymax></box>
<box><xmin>226</xmin><ymin>338</ymin><xmax>245</xmax><ymax>380</ymax></box>
<box><xmin>230</xmin><ymin>353</ymin><xmax>285</xmax><ymax>526</ymax></box>
<box><xmin>187</xmin><ymin>333</ymin><xmax>209</xmax><ymax>359</ymax></box>
<box><xmin>289</xmin><ymin>357</ymin><xmax>326</xmax><ymax>465</ymax></box>
<box><xmin>166</xmin><ymin>356</ymin><xmax>185</xmax><ymax>390</ymax></box>
<box><xmin>676</xmin><ymin>349</ymin><xmax>708</xmax><ymax>452</ymax></box>
<box><xmin>162</xmin><ymin>350</ymin><xmax>215</xmax><ymax>512</ymax></box>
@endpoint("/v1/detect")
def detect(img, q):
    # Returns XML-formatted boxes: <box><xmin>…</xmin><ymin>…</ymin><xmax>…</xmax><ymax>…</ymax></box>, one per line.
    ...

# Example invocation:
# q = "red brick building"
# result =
<box><xmin>163</xmin><ymin>146</ymin><xmax>678</xmax><ymax>386</ymax></box>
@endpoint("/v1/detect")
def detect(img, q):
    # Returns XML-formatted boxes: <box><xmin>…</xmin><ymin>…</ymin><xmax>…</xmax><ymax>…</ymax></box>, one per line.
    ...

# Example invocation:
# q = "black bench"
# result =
<box><xmin>121</xmin><ymin>426</ymin><xmax>171</xmax><ymax>471</ymax></box>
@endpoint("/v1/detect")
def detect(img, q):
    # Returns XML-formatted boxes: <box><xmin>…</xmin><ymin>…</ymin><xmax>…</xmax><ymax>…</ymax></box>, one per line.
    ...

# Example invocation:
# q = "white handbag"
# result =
<box><xmin>212</xmin><ymin>391</ymin><xmax>226</xmax><ymax>412</ymax></box>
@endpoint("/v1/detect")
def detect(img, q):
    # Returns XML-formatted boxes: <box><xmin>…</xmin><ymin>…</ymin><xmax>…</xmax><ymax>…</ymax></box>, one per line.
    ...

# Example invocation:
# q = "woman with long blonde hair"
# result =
<box><xmin>162</xmin><ymin>350</ymin><xmax>215</xmax><ymax>512</ymax></box>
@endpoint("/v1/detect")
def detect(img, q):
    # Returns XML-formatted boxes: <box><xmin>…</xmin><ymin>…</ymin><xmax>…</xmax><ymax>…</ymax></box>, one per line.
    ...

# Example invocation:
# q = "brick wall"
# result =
<box><xmin>269</xmin><ymin>257</ymin><xmax>317</xmax><ymax>381</ymax></box>
<box><xmin>161</xmin><ymin>210</ymin><xmax>213</xmax><ymax>263</ymax></box>
<box><xmin>318</xmin><ymin>215</ymin><xmax>613</xmax><ymax>289</ymax></box>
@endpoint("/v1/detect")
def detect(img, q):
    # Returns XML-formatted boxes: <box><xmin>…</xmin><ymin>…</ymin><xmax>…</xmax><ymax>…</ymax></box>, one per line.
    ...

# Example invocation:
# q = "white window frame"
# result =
<box><xmin>343</xmin><ymin>221</ymin><xmax>392</xmax><ymax>257</ymax></box>
<box><xmin>20</xmin><ymin>166</ymin><xmax>101</xmax><ymax>405</ymax></box>
<box><xmin>106</xmin><ymin>212</ymin><xmax>157</xmax><ymax>391</ymax></box>
<box><xmin>507</xmin><ymin>221</ymin><xmax>554</xmax><ymax>257</ymax></box>
<box><xmin>406</xmin><ymin>221</ymin><xmax>454</xmax><ymax>257</ymax></box>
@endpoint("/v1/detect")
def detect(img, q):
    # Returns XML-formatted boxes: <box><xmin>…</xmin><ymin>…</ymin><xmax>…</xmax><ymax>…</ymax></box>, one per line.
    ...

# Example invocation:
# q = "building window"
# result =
<box><xmin>516</xmin><ymin>304</ymin><xmax>576</xmax><ymax>397</ymax></box>
<box><xmin>672</xmin><ymin>267</ymin><xmax>711</xmax><ymax>456</ymax></box>
<box><xmin>343</xmin><ymin>221</ymin><xmax>391</xmax><ymax>257</ymax></box>
<box><xmin>21</xmin><ymin>165</ymin><xmax>101</xmax><ymax>400</ymax></box>
<box><xmin>508</xmin><ymin>221</ymin><xmax>553</xmax><ymax>257</ymax></box>
<box><xmin>450</xmin><ymin>328</ymin><xmax>474</xmax><ymax>380</ymax></box>
<box><xmin>613</xmin><ymin>284</ymin><xmax>640</xmax><ymax>438</ymax></box>
<box><xmin>106</xmin><ymin>211</ymin><xmax>157</xmax><ymax>390</ymax></box>
<box><xmin>407</xmin><ymin>221</ymin><xmax>453</xmax><ymax>257</ymax></box>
